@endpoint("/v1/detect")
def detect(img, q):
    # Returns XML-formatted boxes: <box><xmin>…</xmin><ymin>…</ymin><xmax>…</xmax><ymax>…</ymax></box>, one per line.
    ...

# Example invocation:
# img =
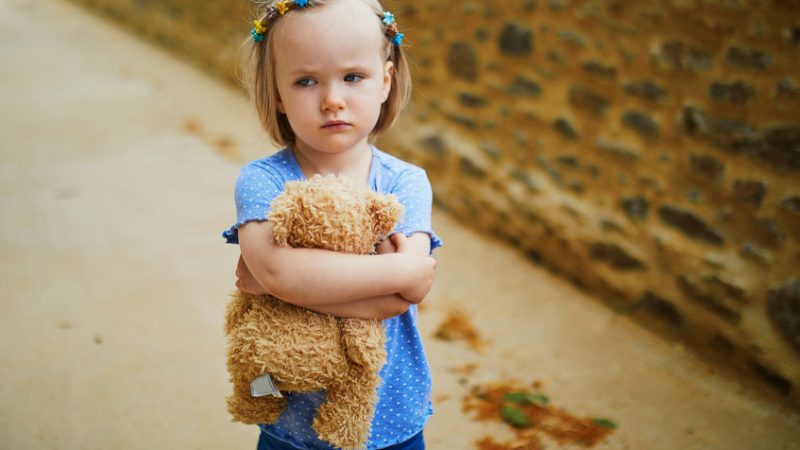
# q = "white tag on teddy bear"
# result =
<box><xmin>250</xmin><ymin>373</ymin><xmax>283</xmax><ymax>398</ymax></box>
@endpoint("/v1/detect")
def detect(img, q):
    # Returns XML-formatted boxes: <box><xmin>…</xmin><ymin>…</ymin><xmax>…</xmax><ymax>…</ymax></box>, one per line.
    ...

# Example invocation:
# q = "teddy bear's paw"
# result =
<box><xmin>226</xmin><ymin>394</ymin><xmax>284</xmax><ymax>425</ymax></box>
<box><xmin>313</xmin><ymin>416</ymin><xmax>369</xmax><ymax>450</ymax></box>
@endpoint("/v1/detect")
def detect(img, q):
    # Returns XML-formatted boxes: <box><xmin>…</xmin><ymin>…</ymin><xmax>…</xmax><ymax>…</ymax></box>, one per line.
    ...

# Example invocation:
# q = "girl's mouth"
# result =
<box><xmin>322</xmin><ymin>120</ymin><xmax>350</xmax><ymax>130</ymax></box>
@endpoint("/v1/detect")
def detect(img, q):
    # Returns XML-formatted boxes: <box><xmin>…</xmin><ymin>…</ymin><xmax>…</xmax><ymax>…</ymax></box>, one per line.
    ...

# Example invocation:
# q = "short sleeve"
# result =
<box><xmin>391</xmin><ymin>168</ymin><xmax>443</xmax><ymax>253</ymax></box>
<box><xmin>221</xmin><ymin>163</ymin><xmax>284</xmax><ymax>244</ymax></box>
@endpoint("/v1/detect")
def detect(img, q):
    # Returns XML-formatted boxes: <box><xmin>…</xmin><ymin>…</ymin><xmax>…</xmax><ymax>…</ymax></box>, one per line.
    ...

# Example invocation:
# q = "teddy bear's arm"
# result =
<box><xmin>238</xmin><ymin>221</ymin><xmax>426</xmax><ymax>308</ymax></box>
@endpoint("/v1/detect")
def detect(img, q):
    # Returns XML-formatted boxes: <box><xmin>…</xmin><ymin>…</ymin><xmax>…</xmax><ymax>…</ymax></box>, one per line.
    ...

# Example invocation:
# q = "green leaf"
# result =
<box><xmin>527</xmin><ymin>393</ymin><xmax>549</xmax><ymax>406</ymax></box>
<box><xmin>501</xmin><ymin>406</ymin><xmax>531</xmax><ymax>428</ymax></box>
<box><xmin>593</xmin><ymin>418</ymin><xmax>618</xmax><ymax>429</ymax></box>
<box><xmin>503</xmin><ymin>391</ymin><xmax>549</xmax><ymax>406</ymax></box>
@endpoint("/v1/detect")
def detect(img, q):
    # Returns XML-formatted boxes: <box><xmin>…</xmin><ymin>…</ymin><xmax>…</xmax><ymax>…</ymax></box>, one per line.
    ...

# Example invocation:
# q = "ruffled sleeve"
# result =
<box><xmin>391</xmin><ymin>168</ymin><xmax>443</xmax><ymax>253</ymax></box>
<box><xmin>222</xmin><ymin>162</ymin><xmax>284</xmax><ymax>244</ymax></box>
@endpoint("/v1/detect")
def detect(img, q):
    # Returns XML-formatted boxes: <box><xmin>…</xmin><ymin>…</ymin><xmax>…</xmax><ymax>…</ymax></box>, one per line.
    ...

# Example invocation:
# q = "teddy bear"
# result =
<box><xmin>224</xmin><ymin>174</ymin><xmax>404</xmax><ymax>450</ymax></box>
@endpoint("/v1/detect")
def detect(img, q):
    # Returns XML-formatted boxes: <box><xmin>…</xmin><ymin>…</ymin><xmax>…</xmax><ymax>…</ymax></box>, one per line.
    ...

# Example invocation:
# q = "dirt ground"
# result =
<box><xmin>1</xmin><ymin>0</ymin><xmax>799</xmax><ymax>449</ymax></box>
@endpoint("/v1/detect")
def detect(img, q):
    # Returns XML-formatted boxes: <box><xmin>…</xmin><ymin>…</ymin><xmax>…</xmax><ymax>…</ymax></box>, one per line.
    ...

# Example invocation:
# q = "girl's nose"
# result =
<box><xmin>321</xmin><ymin>85</ymin><xmax>345</xmax><ymax>112</ymax></box>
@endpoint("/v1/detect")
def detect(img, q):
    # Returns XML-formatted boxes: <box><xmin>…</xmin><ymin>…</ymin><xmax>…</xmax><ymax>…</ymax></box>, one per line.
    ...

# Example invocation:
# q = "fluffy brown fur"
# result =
<box><xmin>224</xmin><ymin>174</ymin><xmax>404</xmax><ymax>450</ymax></box>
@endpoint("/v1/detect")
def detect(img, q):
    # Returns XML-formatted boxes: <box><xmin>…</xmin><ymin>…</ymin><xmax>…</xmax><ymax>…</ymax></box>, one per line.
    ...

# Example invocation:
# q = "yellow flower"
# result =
<box><xmin>253</xmin><ymin>19</ymin><xmax>267</xmax><ymax>34</ymax></box>
<box><xmin>276</xmin><ymin>1</ymin><xmax>290</xmax><ymax>15</ymax></box>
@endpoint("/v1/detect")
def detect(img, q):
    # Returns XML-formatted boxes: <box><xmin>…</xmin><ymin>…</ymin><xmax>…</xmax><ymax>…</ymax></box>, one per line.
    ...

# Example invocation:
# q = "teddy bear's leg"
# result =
<box><xmin>339</xmin><ymin>318</ymin><xmax>386</xmax><ymax>372</ymax></box>
<box><xmin>312</xmin><ymin>368</ymin><xmax>381</xmax><ymax>450</ymax></box>
<box><xmin>225</xmin><ymin>293</ymin><xmax>287</xmax><ymax>424</ymax></box>
<box><xmin>226</xmin><ymin>374</ymin><xmax>285</xmax><ymax>424</ymax></box>
<box><xmin>224</xmin><ymin>291</ymin><xmax>254</xmax><ymax>334</ymax></box>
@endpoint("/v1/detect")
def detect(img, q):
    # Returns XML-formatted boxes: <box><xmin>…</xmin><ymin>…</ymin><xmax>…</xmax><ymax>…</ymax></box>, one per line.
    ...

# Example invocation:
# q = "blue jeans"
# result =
<box><xmin>256</xmin><ymin>430</ymin><xmax>425</xmax><ymax>450</ymax></box>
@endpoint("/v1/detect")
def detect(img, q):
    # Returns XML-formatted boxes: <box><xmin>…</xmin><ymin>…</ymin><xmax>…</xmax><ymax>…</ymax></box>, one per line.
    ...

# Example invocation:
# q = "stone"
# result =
<box><xmin>569</xmin><ymin>181</ymin><xmax>586</xmax><ymax>194</ymax></box>
<box><xmin>547</xmin><ymin>50</ymin><xmax>564</xmax><ymax>64</ymax></box>
<box><xmin>419</xmin><ymin>135</ymin><xmax>446</xmax><ymax>158</ymax></box>
<box><xmin>622</xmin><ymin>197</ymin><xmax>649</xmax><ymax>221</ymax></box>
<box><xmin>710</xmin><ymin>333</ymin><xmax>736</xmax><ymax>355</ymax></box>
<box><xmin>510</xmin><ymin>169</ymin><xmax>539</xmax><ymax>192</ymax></box>
<box><xmin>556</xmin><ymin>155</ymin><xmax>579</xmax><ymax>168</ymax></box>
<box><xmin>658</xmin><ymin>205</ymin><xmax>724</xmax><ymax>246</ymax></box>
<box><xmin>554</xmin><ymin>117</ymin><xmax>579</xmax><ymax>139</ymax></box>
<box><xmin>558</xmin><ymin>29</ymin><xmax>586</xmax><ymax>47</ymax></box>
<box><xmin>459</xmin><ymin>156</ymin><xmax>486</xmax><ymax>178</ymax></box>
<box><xmin>499</xmin><ymin>22</ymin><xmax>533</xmax><ymax>56</ymax></box>
<box><xmin>680</xmin><ymin>108</ymin><xmax>800</xmax><ymax>172</ymax></box>
<box><xmin>725</xmin><ymin>46</ymin><xmax>772</xmax><ymax>70</ymax></box>
<box><xmin>623</xmin><ymin>80</ymin><xmax>667</xmax><ymax>102</ymax></box>
<box><xmin>582</xmin><ymin>61</ymin><xmax>617</xmax><ymax>79</ymax></box>
<box><xmin>537</xmin><ymin>156</ymin><xmax>562</xmax><ymax>184</ymax></box>
<box><xmin>479</xmin><ymin>142</ymin><xmax>501</xmax><ymax>160</ymax></box>
<box><xmin>622</xmin><ymin>111</ymin><xmax>659</xmax><ymax>137</ymax></box>
<box><xmin>761</xmin><ymin>126</ymin><xmax>800</xmax><ymax>171</ymax></box>
<box><xmin>458</xmin><ymin>92</ymin><xmax>488</xmax><ymax>108</ymax></box>
<box><xmin>569</xmin><ymin>87</ymin><xmax>610</xmax><ymax>116</ymax></box>
<box><xmin>776</xmin><ymin>78</ymin><xmax>800</xmax><ymax>99</ymax></box>
<box><xmin>786</xmin><ymin>26</ymin><xmax>800</xmax><ymax>44</ymax></box>
<box><xmin>681</xmin><ymin>106</ymin><xmax>709</xmax><ymax>135</ymax></box>
<box><xmin>677</xmin><ymin>275</ymin><xmax>741</xmax><ymax>323</ymax></box>
<box><xmin>732</xmin><ymin>179</ymin><xmax>767</xmax><ymax>207</ymax></box>
<box><xmin>779</xmin><ymin>196</ymin><xmax>800</xmax><ymax>215</ymax></box>
<box><xmin>706</xmin><ymin>275</ymin><xmax>746</xmax><ymax>303</ymax></box>
<box><xmin>689</xmin><ymin>154</ymin><xmax>725</xmax><ymax>182</ymax></box>
<box><xmin>758</xmin><ymin>218</ymin><xmax>786</xmax><ymax>244</ymax></box>
<box><xmin>740</xmin><ymin>242</ymin><xmax>773</xmax><ymax>266</ymax></box>
<box><xmin>748</xmin><ymin>360</ymin><xmax>793</xmax><ymax>396</ymax></box>
<box><xmin>588</xmin><ymin>242</ymin><xmax>645</xmax><ymax>271</ymax></box>
<box><xmin>447</xmin><ymin>42</ymin><xmax>478</xmax><ymax>81</ymax></box>
<box><xmin>709</xmin><ymin>81</ymin><xmax>756</xmax><ymax>104</ymax></box>
<box><xmin>768</xmin><ymin>280</ymin><xmax>800</xmax><ymax>357</ymax></box>
<box><xmin>507</xmin><ymin>76</ymin><xmax>541</xmax><ymax>96</ymax></box>
<box><xmin>596</xmin><ymin>138</ymin><xmax>640</xmax><ymax>160</ymax></box>
<box><xmin>636</xmin><ymin>291</ymin><xmax>686</xmax><ymax>330</ymax></box>
<box><xmin>686</xmin><ymin>189</ymin><xmax>704</xmax><ymax>204</ymax></box>
<box><xmin>444</xmin><ymin>112</ymin><xmax>477</xmax><ymax>129</ymax></box>
<box><xmin>651</xmin><ymin>41</ymin><xmax>712</xmax><ymax>72</ymax></box>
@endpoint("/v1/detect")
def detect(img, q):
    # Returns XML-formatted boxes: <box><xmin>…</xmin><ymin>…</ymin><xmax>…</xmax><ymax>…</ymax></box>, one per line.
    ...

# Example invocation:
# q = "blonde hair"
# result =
<box><xmin>240</xmin><ymin>0</ymin><xmax>412</xmax><ymax>147</ymax></box>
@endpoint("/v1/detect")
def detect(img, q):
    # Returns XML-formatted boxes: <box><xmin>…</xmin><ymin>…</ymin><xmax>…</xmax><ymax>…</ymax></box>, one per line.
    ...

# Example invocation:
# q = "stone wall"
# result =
<box><xmin>69</xmin><ymin>0</ymin><xmax>800</xmax><ymax>409</ymax></box>
<box><xmin>384</xmin><ymin>0</ymin><xmax>800</xmax><ymax>409</ymax></box>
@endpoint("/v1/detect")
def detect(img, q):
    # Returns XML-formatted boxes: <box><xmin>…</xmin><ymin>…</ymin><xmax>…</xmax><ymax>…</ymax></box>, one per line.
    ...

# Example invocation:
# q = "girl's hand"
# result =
<box><xmin>375</xmin><ymin>234</ymin><xmax>398</xmax><ymax>255</ymax></box>
<box><xmin>236</xmin><ymin>255</ymin><xmax>269</xmax><ymax>295</ymax></box>
<box><xmin>391</xmin><ymin>233</ymin><xmax>437</xmax><ymax>304</ymax></box>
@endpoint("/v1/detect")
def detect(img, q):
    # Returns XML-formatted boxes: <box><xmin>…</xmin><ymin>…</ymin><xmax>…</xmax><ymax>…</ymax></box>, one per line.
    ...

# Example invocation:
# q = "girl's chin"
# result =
<box><xmin>295</xmin><ymin>137</ymin><xmax>371</xmax><ymax>154</ymax></box>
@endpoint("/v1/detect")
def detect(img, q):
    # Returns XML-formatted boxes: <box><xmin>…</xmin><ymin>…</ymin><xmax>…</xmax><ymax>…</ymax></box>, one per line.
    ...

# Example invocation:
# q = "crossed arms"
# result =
<box><xmin>235</xmin><ymin>220</ymin><xmax>437</xmax><ymax>320</ymax></box>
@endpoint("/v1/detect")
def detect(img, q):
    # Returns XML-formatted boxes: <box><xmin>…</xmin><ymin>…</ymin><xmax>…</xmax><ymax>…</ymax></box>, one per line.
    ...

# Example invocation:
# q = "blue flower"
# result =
<box><xmin>251</xmin><ymin>29</ymin><xmax>264</xmax><ymax>42</ymax></box>
<box><xmin>295</xmin><ymin>0</ymin><xmax>309</xmax><ymax>7</ymax></box>
<box><xmin>382</xmin><ymin>12</ymin><xmax>395</xmax><ymax>25</ymax></box>
<box><xmin>392</xmin><ymin>32</ymin><xmax>404</xmax><ymax>46</ymax></box>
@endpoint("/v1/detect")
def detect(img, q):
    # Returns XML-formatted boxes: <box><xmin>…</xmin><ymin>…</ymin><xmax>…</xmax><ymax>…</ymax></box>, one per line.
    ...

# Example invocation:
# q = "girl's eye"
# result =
<box><xmin>344</xmin><ymin>74</ymin><xmax>363</xmax><ymax>82</ymax></box>
<box><xmin>296</xmin><ymin>78</ymin><xmax>316</xmax><ymax>87</ymax></box>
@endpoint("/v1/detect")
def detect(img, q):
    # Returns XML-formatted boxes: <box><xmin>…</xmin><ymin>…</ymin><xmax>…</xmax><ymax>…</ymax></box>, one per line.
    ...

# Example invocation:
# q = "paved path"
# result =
<box><xmin>1</xmin><ymin>0</ymin><xmax>799</xmax><ymax>448</ymax></box>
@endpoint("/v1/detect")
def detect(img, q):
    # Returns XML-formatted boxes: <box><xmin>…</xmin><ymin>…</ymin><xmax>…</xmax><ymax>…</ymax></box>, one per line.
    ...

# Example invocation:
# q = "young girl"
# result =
<box><xmin>222</xmin><ymin>0</ymin><xmax>441</xmax><ymax>448</ymax></box>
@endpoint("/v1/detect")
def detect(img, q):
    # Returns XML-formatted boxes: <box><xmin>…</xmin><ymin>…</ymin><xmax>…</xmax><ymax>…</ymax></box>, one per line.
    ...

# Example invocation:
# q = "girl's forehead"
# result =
<box><xmin>274</xmin><ymin>0</ymin><xmax>384</xmax><ymax>50</ymax></box>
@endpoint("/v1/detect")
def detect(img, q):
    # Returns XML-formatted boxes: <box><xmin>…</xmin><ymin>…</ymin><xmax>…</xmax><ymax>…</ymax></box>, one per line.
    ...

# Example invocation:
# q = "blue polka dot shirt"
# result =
<box><xmin>222</xmin><ymin>146</ymin><xmax>442</xmax><ymax>449</ymax></box>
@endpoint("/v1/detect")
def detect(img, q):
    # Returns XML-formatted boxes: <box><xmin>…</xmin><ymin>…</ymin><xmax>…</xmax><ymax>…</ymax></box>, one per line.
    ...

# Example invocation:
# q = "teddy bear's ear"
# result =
<box><xmin>369</xmin><ymin>192</ymin><xmax>404</xmax><ymax>239</ymax></box>
<box><xmin>267</xmin><ymin>184</ymin><xmax>299</xmax><ymax>246</ymax></box>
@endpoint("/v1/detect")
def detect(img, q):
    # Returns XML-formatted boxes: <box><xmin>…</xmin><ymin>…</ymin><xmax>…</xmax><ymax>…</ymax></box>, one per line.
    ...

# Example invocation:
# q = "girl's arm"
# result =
<box><xmin>237</xmin><ymin>232</ymin><xmax>432</xmax><ymax>319</ymax></box>
<box><xmin>237</xmin><ymin>221</ymin><xmax>436</xmax><ymax>309</ymax></box>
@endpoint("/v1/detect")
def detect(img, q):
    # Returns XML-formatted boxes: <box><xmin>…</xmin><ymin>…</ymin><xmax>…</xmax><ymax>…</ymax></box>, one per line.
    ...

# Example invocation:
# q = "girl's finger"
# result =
<box><xmin>390</xmin><ymin>232</ymin><xmax>406</xmax><ymax>250</ymax></box>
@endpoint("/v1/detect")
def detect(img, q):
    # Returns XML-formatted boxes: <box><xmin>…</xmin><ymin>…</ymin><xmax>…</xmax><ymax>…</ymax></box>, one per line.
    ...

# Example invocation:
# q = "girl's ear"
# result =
<box><xmin>381</xmin><ymin>61</ymin><xmax>394</xmax><ymax>103</ymax></box>
<box><xmin>277</xmin><ymin>92</ymin><xmax>286</xmax><ymax>114</ymax></box>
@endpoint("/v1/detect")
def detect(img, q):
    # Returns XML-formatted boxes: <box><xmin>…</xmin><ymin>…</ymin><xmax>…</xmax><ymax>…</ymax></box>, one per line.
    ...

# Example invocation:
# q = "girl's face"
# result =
<box><xmin>273</xmin><ymin>0</ymin><xmax>393</xmax><ymax>157</ymax></box>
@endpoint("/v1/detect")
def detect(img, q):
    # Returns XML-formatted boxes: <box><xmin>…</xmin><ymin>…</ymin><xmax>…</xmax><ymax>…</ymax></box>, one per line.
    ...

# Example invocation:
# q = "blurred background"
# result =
<box><xmin>1</xmin><ymin>0</ymin><xmax>799</xmax><ymax>448</ymax></box>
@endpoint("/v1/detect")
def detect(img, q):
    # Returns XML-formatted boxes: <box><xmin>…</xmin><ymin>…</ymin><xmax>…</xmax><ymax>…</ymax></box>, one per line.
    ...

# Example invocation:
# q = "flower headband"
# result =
<box><xmin>251</xmin><ymin>0</ymin><xmax>404</xmax><ymax>46</ymax></box>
